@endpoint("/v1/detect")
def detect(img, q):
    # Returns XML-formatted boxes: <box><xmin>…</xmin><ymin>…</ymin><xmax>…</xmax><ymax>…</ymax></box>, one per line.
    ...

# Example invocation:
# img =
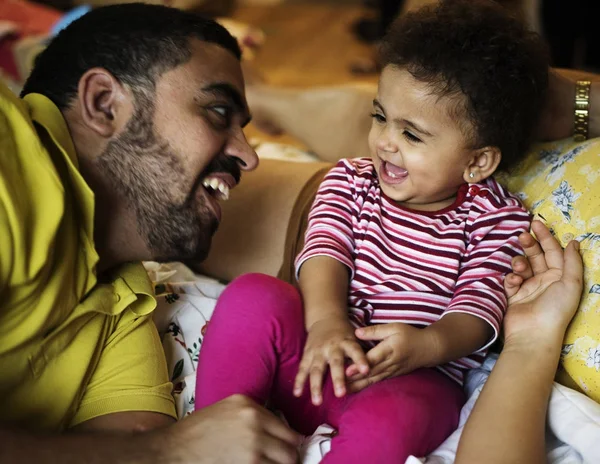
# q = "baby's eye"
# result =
<box><xmin>370</xmin><ymin>112</ymin><xmax>386</xmax><ymax>123</ymax></box>
<box><xmin>403</xmin><ymin>130</ymin><xmax>422</xmax><ymax>143</ymax></box>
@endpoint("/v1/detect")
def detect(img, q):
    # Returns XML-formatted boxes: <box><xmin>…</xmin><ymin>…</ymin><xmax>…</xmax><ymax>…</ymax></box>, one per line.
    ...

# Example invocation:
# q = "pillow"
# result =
<box><xmin>498</xmin><ymin>137</ymin><xmax>600</xmax><ymax>403</ymax></box>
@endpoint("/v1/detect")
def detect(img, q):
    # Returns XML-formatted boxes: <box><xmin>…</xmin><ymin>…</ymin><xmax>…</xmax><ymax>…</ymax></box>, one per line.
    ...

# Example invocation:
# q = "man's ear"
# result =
<box><xmin>77</xmin><ymin>68</ymin><xmax>128</xmax><ymax>138</ymax></box>
<box><xmin>463</xmin><ymin>146</ymin><xmax>501</xmax><ymax>183</ymax></box>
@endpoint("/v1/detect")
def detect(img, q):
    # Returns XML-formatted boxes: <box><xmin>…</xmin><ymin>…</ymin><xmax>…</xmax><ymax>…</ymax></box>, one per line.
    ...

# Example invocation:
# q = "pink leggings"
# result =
<box><xmin>195</xmin><ymin>274</ymin><xmax>465</xmax><ymax>463</ymax></box>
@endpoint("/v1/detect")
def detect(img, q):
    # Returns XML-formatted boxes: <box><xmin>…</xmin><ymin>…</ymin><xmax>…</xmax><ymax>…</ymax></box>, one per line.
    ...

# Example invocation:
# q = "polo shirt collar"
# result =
<box><xmin>24</xmin><ymin>93</ymin><xmax>99</xmax><ymax>276</ymax></box>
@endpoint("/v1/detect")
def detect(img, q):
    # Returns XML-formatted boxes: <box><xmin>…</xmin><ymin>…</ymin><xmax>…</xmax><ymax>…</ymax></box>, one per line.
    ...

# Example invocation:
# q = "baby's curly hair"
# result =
<box><xmin>380</xmin><ymin>0</ymin><xmax>549</xmax><ymax>171</ymax></box>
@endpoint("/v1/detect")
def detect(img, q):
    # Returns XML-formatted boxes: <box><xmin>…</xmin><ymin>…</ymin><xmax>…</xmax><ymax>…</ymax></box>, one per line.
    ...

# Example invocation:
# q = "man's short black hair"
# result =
<box><xmin>380</xmin><ymin>0</ymin><xmax>549</xmax><ymax>170</ymax></box>
<box><xmin>21</xmin><ymin>3</ymin><xmax>241</xmax><ymax>110</ymax></box>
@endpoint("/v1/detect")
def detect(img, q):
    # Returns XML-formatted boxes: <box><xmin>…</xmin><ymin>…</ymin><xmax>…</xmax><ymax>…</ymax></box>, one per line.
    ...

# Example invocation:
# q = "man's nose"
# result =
<box><xmin>224</xmin><ymin>128</ymin><xmax>259</xmax><ymax>171</ymax></box>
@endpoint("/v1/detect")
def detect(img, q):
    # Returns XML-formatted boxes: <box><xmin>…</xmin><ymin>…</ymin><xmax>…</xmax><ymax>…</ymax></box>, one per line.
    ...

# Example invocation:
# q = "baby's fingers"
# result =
<box><xmin>328</xmin><ymin>350</ymin><xmax>347</xmax><ymax>398</ymax></box>
<box><xmin>309</xmin><ymin>356</ymin><xmax>327</xmax><ymax>406</ymax></box>
<box><xmin>345</xmin><ymin>363</ymin><xmax>363</xmax><ymax>378</ymax></box>
<box><xmin>344</xmin><ymin>341</ymin><xmax>369</xmax><ymax>376</ymax></box>
<box><xmin>294</xmin><ymin>352</ymin><xmax>314</xmax><ymax>397</ymax></box>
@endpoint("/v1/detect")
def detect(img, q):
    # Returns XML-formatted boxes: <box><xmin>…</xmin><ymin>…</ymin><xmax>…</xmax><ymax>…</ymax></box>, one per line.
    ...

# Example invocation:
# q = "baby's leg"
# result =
<box><xmin>323</xmin><ymin>368</ymin><xmax>465</xmax><ymax>464</ymax></box>
<box><xmin>194</xmin><ymin>273</ymin><xmax>330</xmax><ymax>434</ymax></box>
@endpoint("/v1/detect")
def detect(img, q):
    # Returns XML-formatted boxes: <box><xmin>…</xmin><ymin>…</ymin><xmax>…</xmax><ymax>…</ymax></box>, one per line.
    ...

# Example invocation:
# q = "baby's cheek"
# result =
<box><xmin>367</xmin><ymin>126</ymin><xmax>379</xmax><ymax>154</ymax></box>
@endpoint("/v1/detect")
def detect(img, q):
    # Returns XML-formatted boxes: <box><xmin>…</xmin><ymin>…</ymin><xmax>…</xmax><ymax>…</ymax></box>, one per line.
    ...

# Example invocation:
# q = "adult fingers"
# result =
<box><xmin>510</xmin><ymin>254</ymin><xmax>533</xmax><ymax>281</ymax></box>
<box><xmin>504</xmin><ymin>272</ymin><xmax>524</xmax><ymax>299</ymax></box>
<box><xmin>260</xmin><ymin>434</ymin><xmax>300</xmax><ymax>464</ymax></box>
<box><xmin>561</xmin><ymin>240</ymin><xmax>584</xmax><ymax>310</ymax></box>
<box><xmin>259</xmin><ymin>408</ymin><xmax>302</xmax><ymax>448</ymax></box>
<box><xmin>529</xmin><ymin>220</ymin><xmax>564</xmax><ymax>272</ymax></box>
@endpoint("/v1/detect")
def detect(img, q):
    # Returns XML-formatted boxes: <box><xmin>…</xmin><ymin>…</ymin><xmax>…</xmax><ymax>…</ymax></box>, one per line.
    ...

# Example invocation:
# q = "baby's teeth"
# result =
<box><xmin>202</xmin><ymin>179</ymin><xmax>210</xmax><ymax>188</ymax></box>
<box><xmin>209</xmin><ymin>178</ymin><xmax>219</xmax><ymax>189</ymax></box>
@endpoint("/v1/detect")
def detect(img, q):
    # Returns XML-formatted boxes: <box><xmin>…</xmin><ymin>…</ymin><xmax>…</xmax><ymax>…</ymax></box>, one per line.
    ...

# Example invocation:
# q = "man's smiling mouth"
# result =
<box><xmin>202</xmin><ymin>175</ymin><xmax>231</xmax><ymax>200</ymax></box>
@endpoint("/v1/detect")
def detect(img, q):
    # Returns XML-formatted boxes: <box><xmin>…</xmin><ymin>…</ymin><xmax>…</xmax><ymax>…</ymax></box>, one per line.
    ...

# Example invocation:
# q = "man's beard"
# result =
<box><xmin>96</xmin><ymin>104</ymin><xmax>217</xmax><ymax>263</ymax></box>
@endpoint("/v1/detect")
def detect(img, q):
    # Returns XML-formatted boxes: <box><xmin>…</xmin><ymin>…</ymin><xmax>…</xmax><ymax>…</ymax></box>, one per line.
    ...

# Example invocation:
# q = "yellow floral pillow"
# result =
<box><xmin>498</xmin><ymin>138</ymin><xmax>600</xmax><ymax>403</ymax></box>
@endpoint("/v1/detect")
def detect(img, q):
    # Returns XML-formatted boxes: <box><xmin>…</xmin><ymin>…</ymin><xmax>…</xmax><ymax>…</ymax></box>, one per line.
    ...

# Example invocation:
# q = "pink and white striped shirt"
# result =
<box><xmin>295</xmin><ymin>158</ymin><xmax>531</xmax><ymax>384</ymax></box>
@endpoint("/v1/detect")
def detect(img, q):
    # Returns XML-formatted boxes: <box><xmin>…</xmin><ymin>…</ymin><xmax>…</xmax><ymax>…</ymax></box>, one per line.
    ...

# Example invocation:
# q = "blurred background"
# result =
<box><xmin>1</xmin><ymin>0</ymin><xmax>597</xmax><ymax>145</ymax></box>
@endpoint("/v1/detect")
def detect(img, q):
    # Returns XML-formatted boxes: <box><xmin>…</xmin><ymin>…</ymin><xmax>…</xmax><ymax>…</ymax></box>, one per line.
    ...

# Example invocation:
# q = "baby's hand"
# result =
<box><xmin>294</xmin><ymin>318</ymin><xmax>369</xmax><ymax>405</ymax></box>
<box><xmin>346</xmin><ymin>323</ymin><xmax>431</xmax><ymax>393</ymax></box>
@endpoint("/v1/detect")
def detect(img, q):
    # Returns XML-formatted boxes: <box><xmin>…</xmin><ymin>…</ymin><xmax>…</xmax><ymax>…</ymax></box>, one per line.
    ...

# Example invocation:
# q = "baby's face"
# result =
<box><xmin>369</xmin><ymin>66</ymin><xmax>478</xmax><ymax>211</ymax></box>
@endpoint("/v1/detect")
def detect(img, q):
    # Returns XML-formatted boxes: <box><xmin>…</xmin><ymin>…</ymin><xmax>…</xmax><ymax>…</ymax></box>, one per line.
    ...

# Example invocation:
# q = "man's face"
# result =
<box><xmin>98</xmin><ymin>40</ymin><xmax>257</xmax><ymax>262</ymax></box>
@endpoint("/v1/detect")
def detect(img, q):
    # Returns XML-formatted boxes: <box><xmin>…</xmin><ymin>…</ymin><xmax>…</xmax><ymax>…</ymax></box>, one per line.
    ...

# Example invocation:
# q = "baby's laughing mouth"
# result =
<box><xmin>379</xmin><ymin>159</ymin><xmax>409</xmax><ymax>185</ymax></box>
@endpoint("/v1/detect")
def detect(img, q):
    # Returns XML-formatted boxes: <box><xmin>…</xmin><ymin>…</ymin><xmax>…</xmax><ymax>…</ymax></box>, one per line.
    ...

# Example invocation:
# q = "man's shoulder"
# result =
<box><xmin>0</xmin><ymin>83</ymin><xmax>69</xmax><ymax>286</ymax></box>
<box><xmin>0</xmin><ymin>80</ymin><xmax>34</xmax><ymax>133</ymax></box>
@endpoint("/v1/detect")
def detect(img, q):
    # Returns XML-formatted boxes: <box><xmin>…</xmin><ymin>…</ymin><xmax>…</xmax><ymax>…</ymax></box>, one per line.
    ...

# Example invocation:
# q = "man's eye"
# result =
<box><xmin>212</xmin><ymin>106</ymin><xmax>230</xmax><ymax>118</ymax></box>
<box><xmin>207</xmin><ymin>105</ymin><xmax>232</xmax><ymax>129</ymax></box>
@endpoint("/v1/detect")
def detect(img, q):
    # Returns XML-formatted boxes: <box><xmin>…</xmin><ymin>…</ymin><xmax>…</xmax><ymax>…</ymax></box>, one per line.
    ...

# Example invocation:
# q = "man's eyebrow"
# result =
<box><xmin>199</xmin><ymin>82</ymin><xmax>252</xmax><ymax>126</ymax></box>
<box><xmin>373</xmin><ymin>99</ymin><xmax>433</xmax><ymax>137</ymax></box>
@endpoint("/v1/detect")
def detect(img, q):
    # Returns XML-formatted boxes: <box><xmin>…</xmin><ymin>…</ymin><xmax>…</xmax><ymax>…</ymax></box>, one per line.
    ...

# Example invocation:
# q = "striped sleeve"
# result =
<box><xmin>443</xmin><ymin>202</ymin><xmax>531</xmax><ymax>353</ymax></box>
<box><xmin>295</xmin><ymin>160</ymin><xmax>358</xmax><ymax>279</ymax></box>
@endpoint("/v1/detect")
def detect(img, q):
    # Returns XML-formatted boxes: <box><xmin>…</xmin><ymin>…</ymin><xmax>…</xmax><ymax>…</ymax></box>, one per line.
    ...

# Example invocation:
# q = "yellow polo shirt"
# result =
<box><xmin>0</xmin><ymin>82</ymin><xmax>176</xmax><ymax>431</ymax></box>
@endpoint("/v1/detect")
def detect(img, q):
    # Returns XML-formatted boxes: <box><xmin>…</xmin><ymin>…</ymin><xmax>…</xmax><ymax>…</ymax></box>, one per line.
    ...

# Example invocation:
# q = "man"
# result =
<box><xmin>0</xmin><ymin>4</ymin><xmax>299</xmax><ymax>463</ymax></box>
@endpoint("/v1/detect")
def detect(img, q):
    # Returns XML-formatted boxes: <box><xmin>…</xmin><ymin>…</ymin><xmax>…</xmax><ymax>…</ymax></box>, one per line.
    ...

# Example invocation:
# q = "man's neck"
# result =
<box><xmin>65</xmin><ymin>111</ymin><xmax>150</xmax><ymax>274</ymax></box>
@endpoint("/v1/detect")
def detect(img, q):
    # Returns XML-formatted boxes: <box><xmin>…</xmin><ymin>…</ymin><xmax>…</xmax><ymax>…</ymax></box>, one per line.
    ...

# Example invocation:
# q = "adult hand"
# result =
<box><xmin>294</xmin><ymin>318</ymin><xmax>369</xmax><ymax>405</ymax></box>
<box><xmin>503</xmin><ymin>220</ymin><xmax>583</xmax><ymax>345</ymax></box>
<box><xmin>345</xmin><ymin>323</ymin><xmax>430</xmax><ymax>393</ymax></box>
<box><xmin>162</xmin><ymin>395</ymin><xmax>301</xmax><ymax>464</ymax></box>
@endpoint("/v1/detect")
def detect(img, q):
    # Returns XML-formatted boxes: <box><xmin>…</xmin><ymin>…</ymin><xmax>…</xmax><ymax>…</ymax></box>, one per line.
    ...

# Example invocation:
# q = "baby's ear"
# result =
<box><xmin>463</xmin><ymin>146</ymin><xmax>501</xmax><ymax>183</ymax></box>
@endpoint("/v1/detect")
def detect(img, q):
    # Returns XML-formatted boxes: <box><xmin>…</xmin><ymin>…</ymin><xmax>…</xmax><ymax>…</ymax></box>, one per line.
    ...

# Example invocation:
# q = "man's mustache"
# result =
<box><xmin>203</xmin><ymin>154</ymin><xmax>242</xmax><ymax>185</ymax></box>
<box><xmin>186</xmin><ymin>154</ymin><xmax>243</xmax><ymax>206</ymax></box>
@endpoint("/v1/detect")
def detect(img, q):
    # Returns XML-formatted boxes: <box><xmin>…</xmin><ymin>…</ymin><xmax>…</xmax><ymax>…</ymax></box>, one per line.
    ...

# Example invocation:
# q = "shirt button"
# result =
<box><xmin>113</xmin><ymin>293</ymin><xmax>121</xmax><ymax>303</ymax></box>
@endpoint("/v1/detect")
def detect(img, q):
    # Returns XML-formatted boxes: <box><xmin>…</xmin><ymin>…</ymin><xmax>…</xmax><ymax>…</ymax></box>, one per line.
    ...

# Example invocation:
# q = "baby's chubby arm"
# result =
<box><xmin>420</xmin><ymin>313</ymin><xmax>493</xmax><ymax>366</ymax></box>
<box><xmin>294</xmin><ymin>256</ymin><xmax>369</xmax><ymax>405</ymax></box>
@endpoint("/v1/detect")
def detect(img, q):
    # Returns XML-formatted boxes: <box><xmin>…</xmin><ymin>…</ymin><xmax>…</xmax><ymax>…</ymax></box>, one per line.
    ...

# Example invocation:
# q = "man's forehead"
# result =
<box><xmin>185</xmin><ymin>39</ymin><xmax>245</xmax><ymax>91</ymax></box>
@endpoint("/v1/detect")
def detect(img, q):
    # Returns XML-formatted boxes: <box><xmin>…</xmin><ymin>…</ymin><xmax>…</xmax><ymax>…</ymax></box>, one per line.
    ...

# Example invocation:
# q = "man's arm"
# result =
<box><xmin>0</xmin><ymin>426</ymin><xmax>154</xmax><ymax>463</ymax></box>
<box><xmin>0</xmin><ymin>395</ymin><xmax>300</xmax><ymax>464</ymax></box>
<box><xmin>72</xmin><ymin>411</ymin><xmax>174</xmax><ymax>433</ymax></box>
<box><xmin>537</xmin><ymin>68</ymin><xmax>600</xmax><ymax>141</ymax></box>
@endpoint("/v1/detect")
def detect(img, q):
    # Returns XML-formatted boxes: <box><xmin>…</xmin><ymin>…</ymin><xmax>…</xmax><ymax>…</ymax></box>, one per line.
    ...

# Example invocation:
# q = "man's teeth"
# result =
<box><xmin>202</xmin><ymin>177</ymin><xmax>230</xmax><ymax>200</ymax></box>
